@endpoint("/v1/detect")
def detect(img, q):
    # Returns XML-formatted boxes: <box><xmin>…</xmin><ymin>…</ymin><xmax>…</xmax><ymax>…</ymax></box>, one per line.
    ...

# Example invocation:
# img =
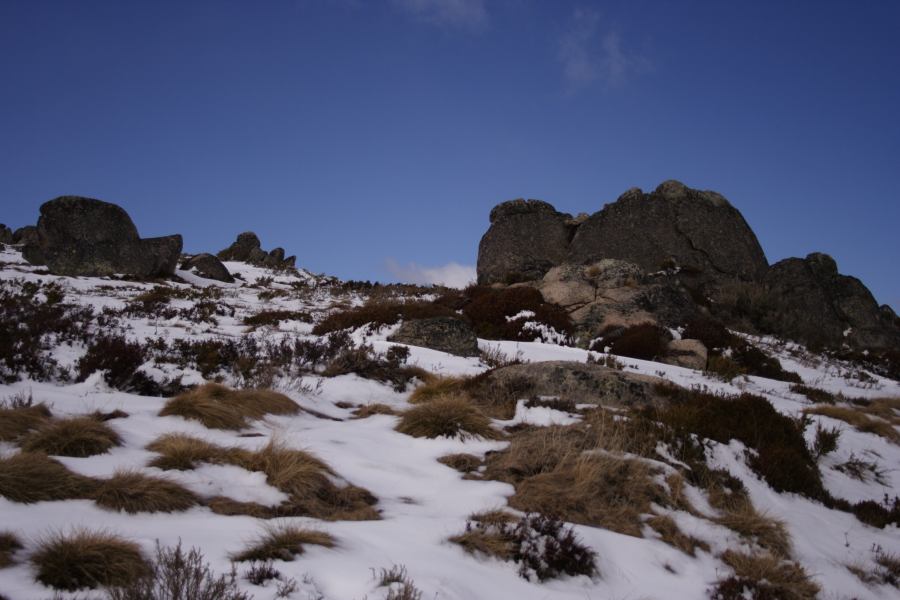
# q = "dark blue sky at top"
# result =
<box><xmin>1</xmin><ymin>1</ymin><xmax>898</xmax><ymax>306</ymax></box>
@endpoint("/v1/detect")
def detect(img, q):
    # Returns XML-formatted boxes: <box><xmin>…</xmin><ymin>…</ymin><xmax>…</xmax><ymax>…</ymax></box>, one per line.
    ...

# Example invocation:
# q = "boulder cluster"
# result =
<box><xmin>477</xmin><ymin>180</ymin><xmax>899</xmax><ymax>351</ymax></box>
<box><xmin>6</xmin><ymin>196</ymin><xmax>297</xmax><ymax>283</ymax></box>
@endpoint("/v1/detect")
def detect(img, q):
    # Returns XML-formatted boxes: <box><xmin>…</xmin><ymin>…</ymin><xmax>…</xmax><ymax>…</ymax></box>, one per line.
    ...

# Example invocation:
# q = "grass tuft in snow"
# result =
<box><xmin>230</xmin><ymin>523</ymin><xmax>335</xmax><ymax>562</ymax></box>
<box><xmin>712</xmin><ymin>550</ymin><xmax>819</xmax><ymax>600</ymax></box>
<box><xmin>91</xmin><ymin>469</ymin><xmax>199</xmax><ymax>514</ymax></box>
<box><xmin>437</xmin><ymin>453</ymin><xmax>483</xmax><ymax>473</ymax></box>
<box><xmin>31</xmin><ymin>529</ymin><xmax>150</xmax><ymax>591</ymax></box>
<box><xmin>0</xmin><ymin>401</ymin><xmax>52</xmax><ymax>442</ymax></box>
<box><xmin>351</xmin><ymin>403</ymin><xmax>397</xmax><ymax>418</ymax></box>
<box><xmin>374</xmin><ymin>565</ymin><xmax>424</xmax><ymax>600</ymax></box>
<box><xmin>396</xmin><ymin>395</ymin><xmax>500</xmax><ymax>440</ymax></box>
<box><xmin>0</xmin><ymin>452</ymin><xmax>98</xmax><ymax>503</ymax></box>
<box><xmin>646</xmin><ymin>515</ymin><xmax>710</xmax><ymax>557</ymax></box>
<box><xmin>108</xmin><ymin>540</ymin><xmax>251</xmax><ymax>600</ymax></box>
<box><xmin>0</xmin><ymin>531</ymin><xmax>23</xmax><ymax>568</ymax></box>
<box><xmin>20</xmin><ymin>416</ymin><xmax>121</xmax><ymax>457</ymax></box>
<box><xmin>159</xmin><ymin>383</ymin><xmax>300</xmax><ymax>430</ymax></box>
<box><xmin>805</xmin><ymin>403</ymin><xmax>899</xmax><ymax>444</ymax></box>
<box><xmin>146</xmin><ymin>433</ymin><xmax>252</xmax><ymax>471</ymax></box>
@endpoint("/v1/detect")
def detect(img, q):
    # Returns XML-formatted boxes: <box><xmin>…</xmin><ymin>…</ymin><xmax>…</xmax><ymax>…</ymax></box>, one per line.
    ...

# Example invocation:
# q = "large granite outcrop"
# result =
<box><xmin>0</xmin><ymin>224</ymin><xmax>11</xmax><ymax>244</ymax></box>
<box><xmin>476</xmin><ymin>200</ymin><xmax>576</xmax><ymax>285</ymax></box>
<box><xmin>218</xmin><ymin>231</ymin><xmax>296</xmax><ymax>270</ymax></box>
<box><xmin>22</xmin><ymin>196</ymin><xmax>182</xmax><ymax>278</ymax></box>
<box><xmin>759</xmin><ymin>253</ymin><xmax>899</xmax><ymax>349</ymax></box>
<box><xmin>181</xmin><ymin>253</ymin><xmax>234</xmax><ymax>283</ymax></box>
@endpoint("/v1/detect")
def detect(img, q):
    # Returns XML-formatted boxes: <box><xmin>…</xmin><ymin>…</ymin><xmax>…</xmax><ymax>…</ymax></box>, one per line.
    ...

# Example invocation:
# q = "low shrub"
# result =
<box><xmin>243</xmin><ymin>309</ymin><xmax>312</xmax><ymax>328</ymax></box>
<box><xmin>0</xmin><ymin>401</ymin><xmax>52</xmax><ymax>442</ymax></box>
<box><xmin>323</xmin><ymin>344</ymin><xmax>432</xmax><ymax>392</ymax></box>
<box><xmin>92</xmin><ymin>470</ymin><xmax>199</xmax><ymax>514</ymax></box>
<box><xmin>451</xmin><ymin>512</ymin><xmax>596</xmax><ymax>582</ymax></box>
<box><xmin>243</xmin><ymin>560</ymin><xmax>279</xmax><ymax>585</ymax></box>
<box><xmin>374</xmin><ymin>565</ymin><xmax>423</xmax><ymax>600</ymax></box>
<box><xmin>21</xmin><ymin>416</ymin><xmax>121</xmax><ymax>457</ymax></box>
<box><xmin>712</xmin><ymin>550</ymin><xmax>819</xmax><ymax>600</ymax></box>
<box><xmin>76</xmin><ymin>335</ymin><xmax>165</xmax><ymax>394</ymax></box>
<box><xmin>313</xmin><ymin>300</ymin><xmax>454</xmax><ymax>335</ymax></box>
<box><xmin>396</xmin><ymin>395</ymin><xmax>500</xmax><ymax>440</ymax></box>
<box><xmin>0</xmin><ymin>531</ymin><xmax>23</xmax><ymax>568</ymax></box>
<box><xmin>850</xmin><ymin>496</ymin><xmax>900</xmax><ymax>529</ymax></box>
<box><xmin>834</xmin><ymin>454</ymin><xmax>887</xmax><ymax>484</ymax></box>
<box><xmin>449</xmin><ymin>286</ymin><xmax>573</xmax><ymax>342</ymax></box>
<box><xmin>0</xmin><ymin>452</ymin><xmax>97</xmax><ymax>503</ymax></box>
<box><xmin>107</xmin><ymin>540</ymin><xmax>251</xmax><ymax>600</ymax></box>
<box><xmin>731</xmin><ymin>344</ymin><xmax>802</xmax><ymax>383</ymax></box>
<box><xmin>159</xmin><ymin>383</ymin><xmax>300</xmax><ymax>430</ymax></box>
<box><xmin>601</xmin><ymin>323</ymin><xmax>672</xmax><ymax>361</ymax></box>
<box><xmin>810</xmin><ymin>422</ymin><xmax>840</xmax><ymax>460</ymax></box>
<box><xmin>654</xmin><ymin>387</ymin><xmax>825</xmax><ymax>499</ymax></box>
<box><xmin>790</xmin><ymin>384</ymin><xmax>836</xmax><ymax>404</ymax></box>
<box><xmin>682</xmin><ymin>316</ymin><xmax>733</xmax><ymax>350</ymax></box>
<box><xmin>230</xmin><ymin>524</ymin><xmax>335</xmax><ymax>562</ymax></box>
<box><xmin>805</xmin><ymin>404</ymin><xmax>899</xmax><ymax>444</ymax></box>
<box><xmin>31</xmin><ymin>529</ymin><xmax>150</xmax><ymax>591</ymax></box>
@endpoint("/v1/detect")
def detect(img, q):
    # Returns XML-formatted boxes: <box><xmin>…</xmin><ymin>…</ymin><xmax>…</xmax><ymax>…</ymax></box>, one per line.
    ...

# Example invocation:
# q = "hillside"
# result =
<box><xmin>1</xmin><ymin>241</ymin><xmax>899</xmax><ymax>600</ymax></box>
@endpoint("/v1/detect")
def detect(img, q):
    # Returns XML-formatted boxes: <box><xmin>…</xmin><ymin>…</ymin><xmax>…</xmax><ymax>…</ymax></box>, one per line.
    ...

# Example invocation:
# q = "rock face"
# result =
<box><xmin>0</xmin><ymin>224</ymin><xmax>11</xmax><ymax>244</ymax></box>
<box><xmin>12</xmin><ymin>225</ymin><xmax>37</xmax><ymax>245</ymax></box>
<box><xmin>663</xmin><ymin>339</ymin><xmax>708</xmax><ymax>370</ymax></box>
<box><xmin>218</xmin><ymin>232</ymin><xmax>296</xmax><ymax>269</ymax></box>
<box><xmin>476</xmin><ymin>181</ymin><xmax>768</xmax><ymax>286</ymax></box>
<box><xmin>471</xmin><ymin>361</ymin><xmax>661</xmax><ymax>408</ymax></box>
<box><xmin>538</xmin><ymin>260</ymin><xmax>699</xmax><ymax>337</ymax></box>
<box><xmin>388</xmin><ymin>317</ymin><xmax>480</xmax><ymax>357</ymax></box>
<box><xmin>477</xmin><ymin>200</ymin><xmax>575</xmax><ymax>284</ymax></box>
<box><xmin>23</xmin><ymin>196</ymin><xmax>182</xmax><ymax>278</ymax></box>
<box><xmin>760</xmin><ymin>253</ymin><xmax>900</xmax><ymax>349</ymax></box>
<box><xmin>569</xmin><ymin>181</ymin><xmax>768</xmax><ymax>282</ymax></box>
<box><xmin>181</xmin><ymin>253</ymin><xmax>234</xmax><ymax>283</ymax></box>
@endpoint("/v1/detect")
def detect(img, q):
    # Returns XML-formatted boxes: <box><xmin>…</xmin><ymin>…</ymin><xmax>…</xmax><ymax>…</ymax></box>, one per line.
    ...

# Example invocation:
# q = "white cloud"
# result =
<box><xmin>392</xmin><ymin>0</ymin><xmax>488</xmax><ymax>31</ymax></box>
<box><xmin>385</xmin><ymin>259</ymin><xmax>476</xmax><ymax>289</ymax></box>
<box><xmin>558</xmin><ymin>8</ymin><xmax>645</xmax><ymax>92</ymax></box>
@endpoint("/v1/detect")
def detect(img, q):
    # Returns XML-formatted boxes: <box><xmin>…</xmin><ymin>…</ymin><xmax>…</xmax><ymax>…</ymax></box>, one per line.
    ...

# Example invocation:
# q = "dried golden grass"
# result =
<box><xmin>805</xmin><ymin>404</ymin><xmax>899</xmax><ymax>443</ymax></box>
<box><xmin>719</xmin><ymin>550</ymin><xmax>819</xmax><ymax>600</ymax></box>
<box><xmin>510</xmin><ymin>453</ymin><xmax>666</xmax><ymax>536</ymax></box>
<box><xmin>714</xmin><ymin>498</ymin><xmax>792</xmax><ymax>559</ymax></box>
<box><xmin>352</xmin><ymin>403</ymin><xmax>398</xmax><ymax>418</ymax></box>
<box><xmin>146</xmin><ymin>433</ymin><xmax>251</xmax><ymax>470</ymax></box>
<box><xmin>396</xmin><ymin>395</ymin><xmax>500</xmax><ymax>440</ymax></box>
<box><xmin>0</xmin><ymin>403</ymin><xmax>52</xmax><ymax>442</ymax></box>
<box><xmin>230</xmin><ymin>523</ymin><xmax>335</xmax><ymax>562</ymax></box>
<box><xmin>31</xmin><ymin>529</ymin><xmax>150</xmax><ymax>591</ymax></box>
<box><xmin>448</xmin><ymin>510</ymin><xmax>517</xmax><ymax>560</ymax></box>
<box><xmin>159</xmin><ymin>383</ymin><xmax>300</xmax><ymax>430</ymax></box>
<box><xmin>0</xmin><ymin>452</ymin><xmax>97</xmax><ymax>503</ymax></box>
<box><xmin>408</xmin><ymin>376</ymin><xmax>466</xmax><ymax>404</ymax></box>
<box><xmin>0</xmin><ymin>531</ymin><xmax>23</xmax><ymax>568</ymax></box>
<box><xmin>646</xmin><ymin>515</ymin><xmax>710</xmax><ymax>557</ymax></box>
<box><xmin>438</xmin><ymin>453</ymin><xmax>483</xmax><ymax>473</ymax></box>
<box><xmin>91</xmin><ymin>469</ymin><xmax>199</xmax><ymax>514</ymax></box>
<box><xmin>21</xmin><ymin>417</ymin><xmax>121</xmax><ymax>457</ymax></box>
<box><xmin>147</xmin><ymin>435</ymin><xmax>379</xmax><ymax>521</ymax></box>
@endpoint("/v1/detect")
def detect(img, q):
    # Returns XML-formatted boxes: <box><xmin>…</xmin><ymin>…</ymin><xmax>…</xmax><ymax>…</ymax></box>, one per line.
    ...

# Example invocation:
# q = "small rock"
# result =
<box><xmin>663</xmin><ymin>339</ymin><xmax>708</xmax><ymax>370</ymax></box>
<box><xmin>389</xmin><ymin>317</ymin><xmax>480</xmax><ymax>357</ymax></box>
<box><xmin>181</xmin><ymin>253</ymin><xmax>234</xmax><ymax>283</ymax></box>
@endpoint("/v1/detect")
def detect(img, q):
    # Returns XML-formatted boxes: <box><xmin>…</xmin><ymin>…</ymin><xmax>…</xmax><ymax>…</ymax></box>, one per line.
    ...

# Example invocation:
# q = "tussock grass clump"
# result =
<box><xmin>790</xmin><ymin>383</ymin><xmax>836</xmax><ymax>404</ymax></box>
<box><xmin>449</xmin><ymin>510</ymin><xmax>518</xmax><ymax>560</ymax></box>
<box><xmin>805</xmin><ymin>404</ymin><xmax>899</xmax><ymax>443</ymax></box>
<box><xmin>146</xmin><ymin>433</ymin><xmax>250</xmax><ymax>471</ymax></box>
<box><xmin>230</xmin><ymin>524</ymin><xmax>335</xmax><ymax>562</ymax></box>
<box><xmin>147</xmin><ymin>436</ymin><xmax>379</xmax><ymax>521</ymax></box>
<box><xmin>438</xmin><ymin>453</ymin><xmax>483</xmax><ymax>473</ymax></box>
<box><xmin>0</xmin><ymin>402</ymin><xmax>52</xmax><ymax>442</ymax></box>
<box><xmin>374</xmin><ymin>564</ymin><xmax>424</xmax><ymax>600</ymax></box>
<box><xmin>352</xmin><ymin>403</ymin><xmax>397</xmax><ymax>418</ymax></box>
<box><xmin>159</xmin><ymin>383</ymin><xmax>300</xmax><ymax>430</ymax></box>
<box><xmin>713</xmin><ymin>498</ymin><xmax>792</xmax><ymax>558</ymax></box>
<box><xmin>31</xmin><ymin>529</ymin><xmax>150</xmax><ymax>591</ymax></box>
<box><xmin>21</xmin><ymin>416</ymin><xmax>121</xmax><ymax>457</ymax></box>
<box><xmin>408</xmin><ymin>376</ymin><xmax>466</xmax><ymax>404</ymax></box>
<box><xmin>0</xmin><ymin>452</ymin><xmax>97</xmax><ymax>503</ymax></box>
<box><xmin>92</xmin><ymin>470</ymin><xmax>199</xmax><ymax>514</ymax></box>
<box><xmin>509</xmin><ymin>454</ymin><xmax>666</xmax><ymax>536</ymax></box>
<box><xmin>712</xmin><ymin>550</ymin><xmax>819</xmax><ymax>600</ymax></box>
<box><xmin>396</xmin><ymin>395</ymin><xmax>500</xmax><ymax>440</ymax></box>
<box><xmin>108</xmin><ymin>541</ymin><xmax>251</xmax><ymax>600</ymax></box>
<box><xmin>646</xmin><ymin>515</ymin><xmax>710</xmax><ymax>557</ymax></box>
<box><xmin>0</xmin><ymin>531</ymin><xmax>23</xmax><ymax>567</ymax></box>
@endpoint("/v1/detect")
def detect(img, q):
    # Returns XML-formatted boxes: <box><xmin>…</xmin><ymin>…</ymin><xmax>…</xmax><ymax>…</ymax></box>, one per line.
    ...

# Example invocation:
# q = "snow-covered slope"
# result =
<box><xmin>1</xmin><ymin>246</ymin><xmax>898</xmax><ymax>600</ymax></box>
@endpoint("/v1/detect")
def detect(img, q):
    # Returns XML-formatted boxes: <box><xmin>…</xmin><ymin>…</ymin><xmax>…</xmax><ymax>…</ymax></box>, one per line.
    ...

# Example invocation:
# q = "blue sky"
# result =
<box><xmin>1</xmin><ymin>1</ymin><xmax>898</xmax><ymax>307</ymax></box>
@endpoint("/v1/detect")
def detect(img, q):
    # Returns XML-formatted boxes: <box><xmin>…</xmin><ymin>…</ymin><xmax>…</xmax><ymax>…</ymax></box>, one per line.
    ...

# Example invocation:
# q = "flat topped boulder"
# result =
<box><xmin>477</xmin><ymin>198</ymin><xmax>575</xmax><ymax>284</ymax></box>
<box><xmin>388</xmin><ymin>317</ymin><xmax>479</xmax><ymax>357</ymax></box>
<box><xmin>181</xmin><ymin>253</ymin><xmax>233</xmax><ymax>283</ymax></box>
<box><xmin>24</xmin><ymin>196</ymin><xmax>182</xmax><ymax>278</ymax></box>
<box><xmin>569</xmin><ymin>181</ymin><xmax>768</xmax><ymax>282</ymax></box>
